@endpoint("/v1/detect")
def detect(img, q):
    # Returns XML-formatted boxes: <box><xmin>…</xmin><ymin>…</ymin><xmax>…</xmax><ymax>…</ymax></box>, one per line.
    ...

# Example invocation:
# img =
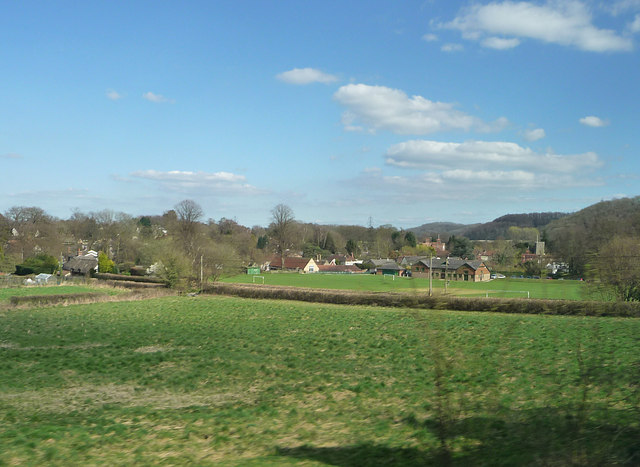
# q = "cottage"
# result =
<box><xmin>267</xmin><ymin>256</ymin><xmax>319</xmax><ymax>273</ymax></box>
<box><xmin>63</xmin><ymin>254</ymin><xmax>98</xmax><ymax>276</ymax></box>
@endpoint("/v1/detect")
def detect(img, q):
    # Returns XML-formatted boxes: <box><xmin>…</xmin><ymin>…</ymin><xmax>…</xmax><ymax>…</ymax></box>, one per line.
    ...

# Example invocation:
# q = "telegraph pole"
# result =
<box><xmin>444</xmin><ymin>256</ymin><xmax>449</xmax><ymax>294</ymax></box>
<box><xmin>429</xmin><ymin>255</ymin><xmax>433</xmax><ymax>297</ymax></box>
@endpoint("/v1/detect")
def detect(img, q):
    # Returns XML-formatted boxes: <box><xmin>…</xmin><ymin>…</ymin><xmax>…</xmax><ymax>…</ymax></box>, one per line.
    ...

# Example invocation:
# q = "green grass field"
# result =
<box><xmin>1</xmin><ymin>295</ymin><xmax>637</xmax><ymax>465</ymax></box>
<box><xmin>223</xmin><ymin>273</ymin><xmax>587</xmax><ymax>300</ymax></box>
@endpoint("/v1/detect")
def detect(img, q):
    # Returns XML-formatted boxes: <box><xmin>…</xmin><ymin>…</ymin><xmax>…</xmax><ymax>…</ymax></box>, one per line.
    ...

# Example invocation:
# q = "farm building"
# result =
<box><xmin>412</xmin><ymin>257</ymin><xmax>491</xmax><ymax>282</ymax></box>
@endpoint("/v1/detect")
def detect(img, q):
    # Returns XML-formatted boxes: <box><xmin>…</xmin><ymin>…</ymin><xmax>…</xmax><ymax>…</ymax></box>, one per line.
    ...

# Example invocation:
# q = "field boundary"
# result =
<box><xmin>5</xmin><ymin>289</ymin><xmax>176</xmax><ymax>309</ymax></box>
<box><xmin>204</xmin><ymin>282</ymin><xmax>640</xmax><ymax>317</ymax></box>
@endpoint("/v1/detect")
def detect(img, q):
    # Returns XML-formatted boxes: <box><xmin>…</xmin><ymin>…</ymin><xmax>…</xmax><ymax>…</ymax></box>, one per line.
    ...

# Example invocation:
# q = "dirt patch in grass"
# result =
<box><xmin>0</xmin><ymin>383</ymin><xmax>255</xmax><ymax>413</ymax></box>
<box><xmin>134</xmin><ymin>345</ymin><xmax>171</xmax><ymax>354</ymax></box>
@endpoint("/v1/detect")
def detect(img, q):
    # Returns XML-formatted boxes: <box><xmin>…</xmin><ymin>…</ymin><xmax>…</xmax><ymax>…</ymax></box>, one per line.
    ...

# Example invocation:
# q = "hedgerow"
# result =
<box><xmin>203</xmin><ymin>282</ymin><xmax>640</xmax><ymax>317</ymax></box>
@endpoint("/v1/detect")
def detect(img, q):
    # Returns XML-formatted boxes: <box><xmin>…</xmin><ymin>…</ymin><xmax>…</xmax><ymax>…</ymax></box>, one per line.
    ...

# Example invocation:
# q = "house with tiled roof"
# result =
<box><xmin>266</xmin><ymin>256</ymin><xmax>319</xmax><ymax>273</ymax></box>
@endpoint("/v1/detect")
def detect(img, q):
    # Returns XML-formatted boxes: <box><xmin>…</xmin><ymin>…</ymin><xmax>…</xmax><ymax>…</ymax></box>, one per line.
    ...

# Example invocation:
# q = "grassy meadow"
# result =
<box><xmin>1</xmin><ymin>295</ymin><xmax>638</xmax><ymax>465</ymax></box>
<box><xmin>223</xmin><ymin>273</ymin><xmax>587</xmax><ymax>300</ymax></box>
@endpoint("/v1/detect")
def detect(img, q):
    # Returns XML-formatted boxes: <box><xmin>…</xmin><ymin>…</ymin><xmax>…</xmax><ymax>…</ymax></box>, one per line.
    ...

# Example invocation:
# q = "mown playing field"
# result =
<box><xmin>223</xmin><ymin>273</ymin><xmax>587</xmax><ymax>300</ymax></box>
<box><xmin>1</xmin><ymin>295</ymin><xmax>637</xmax><ymax>465</ymax></box>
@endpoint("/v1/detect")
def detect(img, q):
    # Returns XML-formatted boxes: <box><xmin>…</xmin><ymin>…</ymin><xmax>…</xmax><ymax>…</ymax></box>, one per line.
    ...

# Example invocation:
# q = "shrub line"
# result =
<box><xmin>203</xmin><ymin>282</ymin><xmax>640</xmax><ymax>317</ymax></box>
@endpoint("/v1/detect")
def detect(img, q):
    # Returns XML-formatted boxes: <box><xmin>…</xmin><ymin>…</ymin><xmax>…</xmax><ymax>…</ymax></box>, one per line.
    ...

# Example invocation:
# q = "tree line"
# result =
<box><xmin>1</xmin><ymin>196</ymin><xmax>639</xmax><ymax>300</ymax></box>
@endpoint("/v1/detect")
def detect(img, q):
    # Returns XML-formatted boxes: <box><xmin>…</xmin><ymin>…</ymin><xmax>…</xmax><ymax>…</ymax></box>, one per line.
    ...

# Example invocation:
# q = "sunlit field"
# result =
<box><xmin>1</xmin><ymin>295</ymin><xmax>637</xmax><ymax>465</ymax></box>
<box><xmin>223</xmin><ymin>273</ymin><xmax>587</xmax><ymax>300</ymax></box>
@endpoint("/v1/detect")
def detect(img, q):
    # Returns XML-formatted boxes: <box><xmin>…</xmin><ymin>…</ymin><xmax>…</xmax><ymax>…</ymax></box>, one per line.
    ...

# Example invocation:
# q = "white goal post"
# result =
<box><xmin>252</xmin><ymin>275</ymin><xmax>265</xmax><ymax>284</ymax></box>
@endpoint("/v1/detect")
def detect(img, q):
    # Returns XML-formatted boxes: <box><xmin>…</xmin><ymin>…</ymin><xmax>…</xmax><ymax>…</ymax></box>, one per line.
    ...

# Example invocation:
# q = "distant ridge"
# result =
<box><xmin>409</xmin><ymin>212</ymin><xmax>569</xmax><ymax>241</ymax></box>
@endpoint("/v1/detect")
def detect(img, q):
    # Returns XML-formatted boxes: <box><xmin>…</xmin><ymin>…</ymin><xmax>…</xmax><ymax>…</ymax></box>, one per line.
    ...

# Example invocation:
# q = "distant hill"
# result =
<box><xmin>408</xmin><ymin>222</ymin><xmax>475</xmax><ymax>241</ymax></box>
<box><xmin>409</xmin><ymin>212</ymin><xmax>568</xmax><ymax>241</ymax></box>
<box><xmin>544</xmin><ymin>196</ymin><xmax>640</xmax><ymax>275</ymax></box>
<box><xmin>464</xmin><ymin>212</ymin><xmax>568</xmax><ymax>240</ymax></box>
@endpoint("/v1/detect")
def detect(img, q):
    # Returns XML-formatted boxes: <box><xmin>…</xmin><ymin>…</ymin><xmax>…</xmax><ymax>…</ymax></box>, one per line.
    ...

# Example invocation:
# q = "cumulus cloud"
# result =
<box><xmin>444</xmin><ymin>1</ymin><xmax>633</xmax><ymax>52</ymax></box>
<box><xmin>333</xmin><ymin>83</ymin><xmax>508</xmax><ymax>135</ymax></box>
<box><xmin>130</xmin><ymin>170</ymin><xmax>262</xmax><ymax>195</ymax></box>
<box><xmin>523</xmin><ymin>128</ymin><xmax>546</xmax><ymax>141</ymax></box>
<box><xmin>276</xmin><ymin>67</ymin><xmax>338</xmax><ymax>85</ymax></box>
<box><xmin>579</xmin><ymin>115</ymin><xmax>609</xmax><ymax>127</ymax></box>
<box><xmin>106</xmin><ymin>89</ymin><xmax>123</xmax><ymax>100</ymax></box>
<box><xmin>422</xmin><ymin>33</ymin><xmax>438</xmax><ymax>41</ymax></box>
<box><xmin>142</xmin><ymin>92</ymin><xmax>174</xmax><ymax>103</ymax></box>
<box><xmin>385</xmin><ymin>139</ymin><xmax>602</xmax><ymax>173</ymax></box>
<box><xmin>441</xmin><ymin>43</ymin><xmax>464</xmax><ymax>52</ymax></box>
<box><xmin>482</xmin><ymin>36</ymin><xmax>521</xmax><ymax>49</ymax></box>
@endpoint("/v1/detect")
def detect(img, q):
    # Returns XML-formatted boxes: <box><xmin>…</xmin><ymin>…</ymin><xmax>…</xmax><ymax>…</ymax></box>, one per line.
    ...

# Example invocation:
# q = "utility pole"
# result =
<box><xmin>444</xmin><ymin>256</ymin><xmax>449</xmax><ymax>295</ymax></box>
<box><xmin>429</xmin><ymin>255</ymin><xmax>433</xmax><ymax>297</ymax></box>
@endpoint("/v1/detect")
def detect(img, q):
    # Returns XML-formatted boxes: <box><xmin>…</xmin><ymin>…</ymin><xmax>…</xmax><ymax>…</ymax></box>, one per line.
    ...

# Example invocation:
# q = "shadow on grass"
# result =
<box><xmin>276</xmin><ymin>406</ymin><xmax>640</xmax><ymax>466</ymax></box>
<box><xmin>276</xmin><ymin>444</ymin><xmax>433</xmax><ymax>467</ymax></box>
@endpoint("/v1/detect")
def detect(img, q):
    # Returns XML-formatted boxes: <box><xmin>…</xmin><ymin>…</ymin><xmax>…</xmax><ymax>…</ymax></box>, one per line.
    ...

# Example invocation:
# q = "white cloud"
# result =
<box><xmin>606</xmin><ymin>0</ymin><xmax>640</xmax><ymax>16</ymax></box>
<box><xmin>482</xmin><ymin>36</ymin><xmax>521</xmax><ymax>49</ymax></box>
<box><xmin>523</xmin><ymin>128</ymin><xmax>546</xmax><ymax>141</ymax></box>
<box><xmin>130</xmin><ymin>170</ymin><xmax>262</xmax><ymax>195</ymax></box>
<box><xmin>106</xmin><ymin>89</ymin><xmax>123</xmax><ymax>100</ymax></box>
<box><xmin>579</xmin><ymin>115</ymin><xmax>609</xmax><ymax>127</ymax></box>
<box><xmin>422</xmin><ymin>33</ymin><xmax>438</xmax><ymax>42</ymax></box>
<box><xmin>630</xmin><ymin>14</ymin><xmax>640</xmax><ymax>33</ymax></box>
<box><xmin>1</xmin><ymin>153</ymin><xmax>23</xmax><ymax>159</ymax></box>
<box><xmin>385</xmin><ymin>140</ymin><xmax>602</xmax><ymax>173</ymax></box>
<box><xmin>333</xmin><ymin>83</ymin><xmax>508</xmax><ymax>135</ymax></box>
<box><xmin>441</xmin><ymin>43</ymin><xmax>464</xmax><ymax>52</ymax></box>
<box><xmin>444</xmin><ymin>1</ymin><xmax>633</xmax><ymax>52</ymax></box>
<box><xmin>276</xmin><ymin>67</ymin><xmax>338</xmax><ymax>85</ymax></box>
<box><xmin>142</xmin><ymin>92</ymin><xmax>174</xmax><ymax>103</ymax></box>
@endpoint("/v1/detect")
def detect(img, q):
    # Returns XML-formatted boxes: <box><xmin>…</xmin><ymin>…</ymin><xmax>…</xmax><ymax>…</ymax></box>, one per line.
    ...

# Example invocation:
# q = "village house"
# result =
<box><xmin>62</xmin><ymin>251</ymin><xmax>99</xmax><ymax>276</ymax></box>
<box><xmin>266</xmin><ymin>256</ymin><xmax>319</xmax><ymax>273</ymax></box>
<box><xmin>412</xmin><ymin>257</ymin><xmax>491</xmax><ymax>282</ymax></box>
<box><xmin>420</xmin><ymin>237</ymin><xmax>448</xmax><ymax>255</ymax></box>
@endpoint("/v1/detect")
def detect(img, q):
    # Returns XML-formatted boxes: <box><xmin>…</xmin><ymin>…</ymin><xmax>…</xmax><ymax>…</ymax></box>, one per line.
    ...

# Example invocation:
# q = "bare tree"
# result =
<box><xmin>269</xmin><ymin>204</ymin><xmax>295</xmax><ymax>264</ymax></box>
<box><xmin>174</xmin><ymin>199</ymin><xmax>204</xmax><ymax>259</ymax></box>
<box><xmin>4</xmin><ymin>206</ymin><xmax>56</xmax><ymax>261</ymax></box>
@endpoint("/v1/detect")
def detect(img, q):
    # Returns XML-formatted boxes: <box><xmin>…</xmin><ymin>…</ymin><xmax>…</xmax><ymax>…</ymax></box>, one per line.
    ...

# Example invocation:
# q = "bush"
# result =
<box><xmin>15</xmin><ymin>254</ymin><xmax>58</xmax><ymax>275</ymax></box>
<box><xmin>98</xmin><ymin>252</ymin><xmax>115</xmax><ymax>274</ymax></box>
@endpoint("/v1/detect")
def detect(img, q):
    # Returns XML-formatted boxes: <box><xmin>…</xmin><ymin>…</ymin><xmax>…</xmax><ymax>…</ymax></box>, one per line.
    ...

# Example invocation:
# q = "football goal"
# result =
<box><xmin>252</xmin><ymin>275</ymin><xmax>265</xmax><ymax>284</ymax></box>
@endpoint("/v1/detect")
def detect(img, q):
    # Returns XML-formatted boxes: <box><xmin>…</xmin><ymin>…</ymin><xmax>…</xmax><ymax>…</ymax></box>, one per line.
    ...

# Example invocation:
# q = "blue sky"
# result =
<box><xmin>1</xmin><ymin>1</ymin><xmax>639</xmax><ymax>228</ymax></box>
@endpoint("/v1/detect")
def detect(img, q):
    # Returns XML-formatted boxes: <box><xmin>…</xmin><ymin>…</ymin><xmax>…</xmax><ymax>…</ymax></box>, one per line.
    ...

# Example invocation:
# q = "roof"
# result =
<box><xmin>317</xmin><ymin>264</ymin><xmax>363</xmax><ymax>273</ymax></box>
<box><xmin>63</xmin><ymin>255</ymin><xmax>98</xmax><ymax>274</ymax></box>
<box><xmin>399</xmin><ymin>255</ymin><xmax>429</xmax><ymax>266</ymax></box>
<box><xmin>269</xmin><ymin>256</ymin><xmax>315</xmax><ymax>269</ymax></box>
<box><xmin>416</xmin><ymin>257</ymin><xmax>487</xmax><ymax>271</ymax></box>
